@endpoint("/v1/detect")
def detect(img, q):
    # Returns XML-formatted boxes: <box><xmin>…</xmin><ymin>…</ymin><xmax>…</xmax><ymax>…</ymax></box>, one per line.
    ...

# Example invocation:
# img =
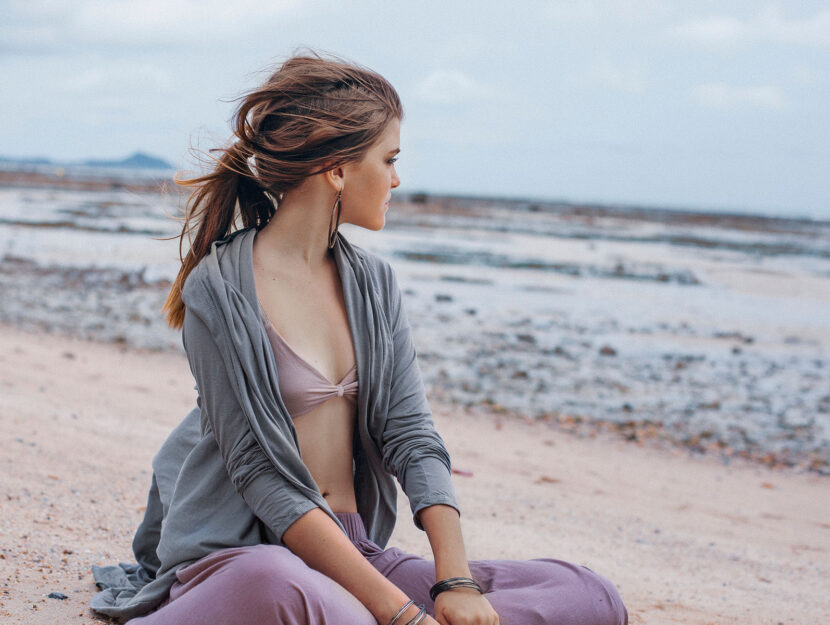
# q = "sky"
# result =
<box><xmin>2</xmin><ymin>0</ymin><xmax>829</xmax><ymax>219</ymax></box>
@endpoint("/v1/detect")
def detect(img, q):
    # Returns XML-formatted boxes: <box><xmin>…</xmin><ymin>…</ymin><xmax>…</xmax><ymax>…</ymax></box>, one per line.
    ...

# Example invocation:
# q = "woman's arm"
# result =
<box><xmin>421</xmin><ymin>505</ymin><xmax>499</xmax><ymax>625</ymax></box>
<box><xmin>418</xmin><ymin>504</ymin><xmax>471</xmax><ymax>579</ymax></box>
<box><xmin>380</xmin><ymin>262</ymin><xmax>498</xmax><ymax>624</ymax></box>
<box><xmin>380</xmin><ymin>260</ymin><xmax>462</xmax><ymax>529</ymax></box>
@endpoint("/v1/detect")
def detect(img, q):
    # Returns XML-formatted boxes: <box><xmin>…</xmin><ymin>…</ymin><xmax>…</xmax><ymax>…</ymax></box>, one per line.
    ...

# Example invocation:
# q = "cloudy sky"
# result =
<box><xmin>2</xmin><ymin>0</ymin><xmax>829</xmax><ymax>218</ymax></box>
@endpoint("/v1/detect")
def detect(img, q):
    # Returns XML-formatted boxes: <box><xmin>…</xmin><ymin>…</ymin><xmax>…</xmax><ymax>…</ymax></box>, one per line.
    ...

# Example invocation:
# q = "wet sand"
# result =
<box><xmin>1</xmin><ymin>323</ymin><xmax>828</xmax><ymax>625</ymax></box>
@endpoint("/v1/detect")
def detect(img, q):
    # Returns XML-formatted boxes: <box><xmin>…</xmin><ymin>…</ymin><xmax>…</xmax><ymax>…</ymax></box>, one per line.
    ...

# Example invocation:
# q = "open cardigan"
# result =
<box><xmin>89</xmin><ymin>226</ymin><xmax>460</xmax><ymax>621</ymax></box>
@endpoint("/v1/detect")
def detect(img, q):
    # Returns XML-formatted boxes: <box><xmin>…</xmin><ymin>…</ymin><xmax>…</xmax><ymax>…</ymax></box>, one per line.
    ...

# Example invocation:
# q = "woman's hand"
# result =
<box><xmin>432</xmin><ymin>587</ymin><xmax>500</xmax><ymax>625</ymax></box>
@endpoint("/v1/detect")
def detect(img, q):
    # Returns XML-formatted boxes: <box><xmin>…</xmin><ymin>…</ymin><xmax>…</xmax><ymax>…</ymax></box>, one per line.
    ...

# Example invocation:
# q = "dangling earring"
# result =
<box><xmin>327</xmin><ymin>189</ymin><xmax>342</xmax><ymax>249</ymax></box>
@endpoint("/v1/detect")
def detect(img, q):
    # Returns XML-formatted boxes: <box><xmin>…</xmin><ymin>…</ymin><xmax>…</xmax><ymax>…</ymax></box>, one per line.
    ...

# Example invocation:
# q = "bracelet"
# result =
<box><xmin>429</xmin><ymin>576</ymin><xmax>483</xmax><ymax>602</ymax></box>
<box><xmin>386</xmin><ymin>599</ymin><xmax>414</xmax><ymax>625</ymax></box>
<box><xmin>403</xmin><ymin>604</ymin><xmax>427</xmax><ymax>625</ymax></box>
<box><xmin>430</xmin><ymin>580</ymin><xmax>481</xmax><ymax>601</ymax></box>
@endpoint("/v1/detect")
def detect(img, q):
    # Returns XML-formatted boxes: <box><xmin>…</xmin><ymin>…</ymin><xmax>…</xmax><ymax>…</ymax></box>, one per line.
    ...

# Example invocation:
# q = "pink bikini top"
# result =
<box><xmin>259</xmin><ymin>301</ymin><xmax>358</xmax><ymax>419</ymax></box>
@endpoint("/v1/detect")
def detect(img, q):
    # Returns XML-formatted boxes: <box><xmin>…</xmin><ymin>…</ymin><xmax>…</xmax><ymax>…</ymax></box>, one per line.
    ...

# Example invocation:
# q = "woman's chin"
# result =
<box><xmin>342</xmin><ymin>215</ymin><xmax>385</xmax><ymax>231</ymax></box>
<box><xmin>369</xmin><ymin>213</ymin><xmax>386</xmax><ymax>231</ymax></box>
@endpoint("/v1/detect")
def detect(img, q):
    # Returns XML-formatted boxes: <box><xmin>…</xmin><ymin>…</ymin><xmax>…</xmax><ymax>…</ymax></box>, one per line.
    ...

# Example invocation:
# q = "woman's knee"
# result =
<box><xmin>222</xmin><ymin>544</ymin><xmax>317</xmax><ymax>609</ymax></box>
<box><xmin>526</xmin><ymin>559</ymin><xmax>627</xmax><ymax>625</ymax></box>
<box><xmin>479</xmin><ymin>558</ymin><xmax>627</xmax><ymax>625</ymax></box>
<box><xmin>578</xmin><ymin>566</ymin><xmax>628</xmax><ymax>625</ymax></box>
<box><xmin>226</xmin><ymin>544</ymin><xmax>308</xmax><ymax>589</ymax></box>
<box><xmin>223</xmin><ymin>544</ymin><xmax>374</xmax><ymax>622</ymax></box>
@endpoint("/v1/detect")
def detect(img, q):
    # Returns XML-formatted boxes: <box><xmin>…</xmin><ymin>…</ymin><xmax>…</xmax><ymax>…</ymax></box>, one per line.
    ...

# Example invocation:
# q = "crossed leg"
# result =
<box><xmin>127</xmin><ymin>533</ymin><xmax>628</xmax><ymax>625</ymax></box>
<box><xmin>126</xmin><ymin>544</ymin><xmax>377</xmax><ymax>625</ymax></box>
<box><xmin>367</xmin><ymin>544</ymin><xmax>629</xmax><ymax>625</ymax></box>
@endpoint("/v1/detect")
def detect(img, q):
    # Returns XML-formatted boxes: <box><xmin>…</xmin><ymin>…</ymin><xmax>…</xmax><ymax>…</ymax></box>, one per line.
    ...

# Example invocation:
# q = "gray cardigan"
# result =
<box><xmin>89</xmin><ymin>226</ymin><xmax>460</xmax><ymax>621</ymax></box>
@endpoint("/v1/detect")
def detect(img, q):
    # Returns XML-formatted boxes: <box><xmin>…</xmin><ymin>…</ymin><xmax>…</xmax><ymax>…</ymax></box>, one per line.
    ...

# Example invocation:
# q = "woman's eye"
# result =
<box><xmin>388</xmin><ymin>157</ymin><xmax>398</xmax><ymax>165</ymax></box>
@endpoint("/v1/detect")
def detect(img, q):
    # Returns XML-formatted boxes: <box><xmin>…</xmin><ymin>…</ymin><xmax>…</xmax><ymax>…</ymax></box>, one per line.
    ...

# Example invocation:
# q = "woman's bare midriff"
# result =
<box><xmin>292</xmin><ymin>397</ymin><xmax>359</xmax><ymax>513</ymax></box>
<box><xmin>252</xmin><ymin>235</ymin><xmax>360</xmax><ymax>514</ymax></box>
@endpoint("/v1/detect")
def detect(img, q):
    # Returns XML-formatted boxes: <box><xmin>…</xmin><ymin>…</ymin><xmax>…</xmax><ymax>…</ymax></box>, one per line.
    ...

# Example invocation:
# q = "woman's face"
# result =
<box><xmin>340</xmin><ymin>117</ymin><xmax>401</xmax><ymax>231</ymax></box>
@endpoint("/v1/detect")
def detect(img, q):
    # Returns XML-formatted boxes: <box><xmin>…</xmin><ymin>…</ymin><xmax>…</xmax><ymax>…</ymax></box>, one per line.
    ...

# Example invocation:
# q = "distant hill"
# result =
<box><xmin>0</xmin><ymin>151</ymin><xmax>173</xmax><ymax>170</ymax></box>
<box><xmin>81</xmin><ymin>152</ymin><xmax>173</xmax><ymax>170</ymax></box>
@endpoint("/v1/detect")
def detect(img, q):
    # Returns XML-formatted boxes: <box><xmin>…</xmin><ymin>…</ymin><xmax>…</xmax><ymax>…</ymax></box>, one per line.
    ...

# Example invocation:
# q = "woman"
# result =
<box><xmin>90</xmin><ymin>50</ymin><xmax>628</xmax><ymax>625</ymax></box>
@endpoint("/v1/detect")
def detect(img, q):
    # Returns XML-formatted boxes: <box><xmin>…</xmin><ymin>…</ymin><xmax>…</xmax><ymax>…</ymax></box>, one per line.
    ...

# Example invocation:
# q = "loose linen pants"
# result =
<box><xmin>127</xmin><ymin>512</ymin><xmax>628</xmax><ymax>625</ymax></box>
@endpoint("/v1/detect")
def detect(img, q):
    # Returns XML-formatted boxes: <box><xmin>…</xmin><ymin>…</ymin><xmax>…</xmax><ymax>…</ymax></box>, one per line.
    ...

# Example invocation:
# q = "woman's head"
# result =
<box><xmin>231</xmin><ymin>51</ymin><xmax>403</xmax><ymax>203</ymax></box>
<box><xmin>163</xmin><ymin>49</ymin><xmax>404</xmax><ymax>329</ymax></box>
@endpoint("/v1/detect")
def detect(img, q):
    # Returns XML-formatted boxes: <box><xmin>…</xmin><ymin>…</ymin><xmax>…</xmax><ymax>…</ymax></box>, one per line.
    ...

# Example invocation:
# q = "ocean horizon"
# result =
<box><xmin>1</xmin><ymin>160</ymin><xmax>826</xmax><ymax>223</ymax></box>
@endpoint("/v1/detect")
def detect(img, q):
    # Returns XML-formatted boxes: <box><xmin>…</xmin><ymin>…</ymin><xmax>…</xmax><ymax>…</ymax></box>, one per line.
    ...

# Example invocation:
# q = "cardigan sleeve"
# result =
<box><xmin>182</xmin><ymin>307</ymin><xmax>318</xmax><ymax>544</ymax></box>
<box><xmin>379</xmin><ymin>261</ymin><xmax>461</xmax><ymax>530</ymax></box>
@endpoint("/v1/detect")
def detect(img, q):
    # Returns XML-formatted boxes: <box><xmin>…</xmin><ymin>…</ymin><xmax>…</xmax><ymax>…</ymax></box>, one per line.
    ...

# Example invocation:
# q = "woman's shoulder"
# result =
<box><xmin>335</xmin><ymin>233</ymin><xmax>395</xmax><ymax>286</ymax></box>
<box><xmin>182</xmin><ymin>227</ymin><xmax>254</xmax><ymax>300</ymax></box>
<box><xmin>350</xmin><ymin>241</ymin><xmax>399</xmax><ymax>294</ymax></box>
<box><xmin>359</xmin><ymin>245</ymin><xmax>393</xmax><ymax>275</ymax></box>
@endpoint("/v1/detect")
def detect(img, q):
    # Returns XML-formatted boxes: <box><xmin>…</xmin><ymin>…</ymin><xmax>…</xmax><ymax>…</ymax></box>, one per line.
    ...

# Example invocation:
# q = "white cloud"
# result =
<box><xmin>58</xmin><ymin>64</ymin><xmax>176</xmax><ymax>94</ymax></box>
<box><xmin>667</xmin><ymin>5</ymin><xmax>830</xmax><ymax>49</ymax></box>
<box><xmin>584</xmin><ymin>60</ymin><xmax>649</xmax><ymax>93</ymax></box>
<box><xmin>1</xmin><ymin>0</ymin><xmax>306</xmax><ymax>53</ymax></box>
<box><xmin>666</xmin><ymin>15</ymin><xmax>749</xmax><ymax>49</ymax></box>
<box><xmin>755</xmin><ymin>5</ymin><xmax>830</xmax><ymax>48</ymax></box>
<box><xmin>414</xmin><ymin>69</ymin><xmax>498</xmax><ymax>105</ymax></box>
<box><xmin>543</xmin><ymin>0</ymin><xmax>671</xmax><ymax>24</ymax></box>
<box><xmin>789</xmin><ymin>64</ymin><xmax>821</xmax><ymax>86</ymax></box>
<box><xmin>405</xmin><ymin>110</ymin><xmax>525</xmax><ymax>147</ymax></box>
<box><xmin>73</xmin><ymin>0</ymin><xmax>301</xmax><ymax>46</ymax></box>
<box><xmin>690</xmin><ymin>82</ymin><xmax>788</xmax><ymax>111</ymax></box>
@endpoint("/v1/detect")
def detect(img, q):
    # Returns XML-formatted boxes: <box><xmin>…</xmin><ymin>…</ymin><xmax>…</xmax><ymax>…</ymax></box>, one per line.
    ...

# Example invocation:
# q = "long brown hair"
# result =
<box><xmin>162</xmin><ymin>48</ymin><xmax>404</xmax><ymax>329</ymax></box>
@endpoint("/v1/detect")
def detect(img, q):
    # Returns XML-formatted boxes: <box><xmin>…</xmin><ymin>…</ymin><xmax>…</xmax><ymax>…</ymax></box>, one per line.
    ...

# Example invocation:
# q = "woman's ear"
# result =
<box><xmin>324</xmin><ymin>163</ymin><xmax>346</xmax><ymax>193</ymax></box>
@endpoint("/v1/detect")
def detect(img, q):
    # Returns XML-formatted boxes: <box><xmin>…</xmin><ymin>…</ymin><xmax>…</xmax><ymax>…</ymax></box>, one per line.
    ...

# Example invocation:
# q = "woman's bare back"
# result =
<box><xmin>252</xmin><ymin>239</ymin><xmax>359</xmax><ymax>513</ymax></box>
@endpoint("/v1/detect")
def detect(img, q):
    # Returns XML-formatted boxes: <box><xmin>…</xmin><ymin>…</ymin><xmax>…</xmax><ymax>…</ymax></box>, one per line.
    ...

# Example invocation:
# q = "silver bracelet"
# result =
<box><xmin>403</xmin><ymin>604</ymin><xmax>427</xmax><ymax>625</ymax></box>
<box><xmin>386</xmin><ymin>599</ymin><xmax>414</xmax><ymax>625</ymax></box>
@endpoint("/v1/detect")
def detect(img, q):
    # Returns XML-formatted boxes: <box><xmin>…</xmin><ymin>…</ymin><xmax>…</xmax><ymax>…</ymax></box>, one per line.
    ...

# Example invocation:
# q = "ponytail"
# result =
<box><xmin>162</xmin><ymin>143</ymin><xmax>273</xmax><ymax>329</ymax></box>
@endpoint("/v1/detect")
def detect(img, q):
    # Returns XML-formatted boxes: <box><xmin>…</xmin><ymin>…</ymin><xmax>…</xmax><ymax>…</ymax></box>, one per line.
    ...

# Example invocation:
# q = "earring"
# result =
<box><xmin>327</xmin><ymin>189</ymin><xmax>342</xmax><ymax>249</ymax></box>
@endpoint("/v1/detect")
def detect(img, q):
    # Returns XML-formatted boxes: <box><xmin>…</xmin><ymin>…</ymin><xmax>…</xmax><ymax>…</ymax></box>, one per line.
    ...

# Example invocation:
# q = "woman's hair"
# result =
<box><xmin>162</xmin><ymin>48</ymin><xmax>403</xmax><ymax>329</ymax></box>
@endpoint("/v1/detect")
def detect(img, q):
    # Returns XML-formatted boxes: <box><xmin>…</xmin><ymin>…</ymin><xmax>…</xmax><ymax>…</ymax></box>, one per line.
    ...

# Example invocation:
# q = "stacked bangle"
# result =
<box><xmin>429</xmin><ymin>576</ymin><xmax>484</xmax><ymax>602</ymax></box>
<box><xmin>386</xmin><ymin>599</ymin><xmax>427</xmax><ymax>625</ymax></box>
<box><xmin>404</xmin><ymin>604</ymin><xmax>427</xmax><ymax>625</ymax></box>
<box><xmin>385</xmin><ymin>599</ymin><xmax>413</xmax><ymax>625</ymax></box>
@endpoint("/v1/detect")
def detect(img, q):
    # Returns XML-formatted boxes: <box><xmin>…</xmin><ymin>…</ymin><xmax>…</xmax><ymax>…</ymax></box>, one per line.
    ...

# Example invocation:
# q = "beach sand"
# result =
<box><xmin>1</xmin><ymin>323</ymin><xmax>828</xmax><ymax>624</ymax></box>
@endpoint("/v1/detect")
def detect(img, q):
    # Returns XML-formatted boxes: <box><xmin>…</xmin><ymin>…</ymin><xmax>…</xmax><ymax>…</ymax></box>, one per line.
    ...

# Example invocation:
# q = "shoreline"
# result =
<box><xmin>1</xmin><ymin>323</ymin><xmax>828</xmax><ymax>624</ymax></box>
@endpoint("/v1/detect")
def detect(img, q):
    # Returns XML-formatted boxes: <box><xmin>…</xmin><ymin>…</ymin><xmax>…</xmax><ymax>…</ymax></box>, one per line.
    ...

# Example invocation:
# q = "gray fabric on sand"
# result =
<box><xmin>90</xmin><ymin>226</ymin><xmax>460</xmax><ymax>621</ymax></box>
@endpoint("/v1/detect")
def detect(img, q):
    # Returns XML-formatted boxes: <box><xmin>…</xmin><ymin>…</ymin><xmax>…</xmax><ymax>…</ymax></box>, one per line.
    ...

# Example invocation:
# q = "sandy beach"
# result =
<box><xmin>1</xmin><ymin>322</ymin><xmax>828</xmax><ymax>624</ymax></box>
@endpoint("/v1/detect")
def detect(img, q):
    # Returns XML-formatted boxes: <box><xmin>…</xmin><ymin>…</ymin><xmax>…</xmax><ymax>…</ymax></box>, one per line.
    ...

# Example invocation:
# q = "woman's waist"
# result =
<box><xmin>314</xmin><ymin>467</ymin><xmax>358</xmax><ymax>513</ymax></box>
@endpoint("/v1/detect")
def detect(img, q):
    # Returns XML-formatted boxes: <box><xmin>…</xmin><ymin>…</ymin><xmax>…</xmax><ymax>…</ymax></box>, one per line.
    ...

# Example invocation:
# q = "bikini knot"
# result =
<box><xmin>336</xmin><ymin>385</ymin><xmax>344</xmax><ymax>397</ymax></box>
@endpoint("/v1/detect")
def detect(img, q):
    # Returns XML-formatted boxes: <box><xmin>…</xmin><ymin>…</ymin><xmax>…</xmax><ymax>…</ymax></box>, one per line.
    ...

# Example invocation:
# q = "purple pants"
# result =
<box><xmin>127</xmin><ymin>512</ymin><xmax>628</xmax><ymax>625</ymax></box>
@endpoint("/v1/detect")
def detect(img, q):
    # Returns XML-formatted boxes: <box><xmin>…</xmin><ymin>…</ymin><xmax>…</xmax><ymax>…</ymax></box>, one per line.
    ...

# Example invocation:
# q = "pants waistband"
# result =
<box><xmin>334</xmin><ymin>511</ymin><xmax>368</xmax><ymax>542</ymax></box>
